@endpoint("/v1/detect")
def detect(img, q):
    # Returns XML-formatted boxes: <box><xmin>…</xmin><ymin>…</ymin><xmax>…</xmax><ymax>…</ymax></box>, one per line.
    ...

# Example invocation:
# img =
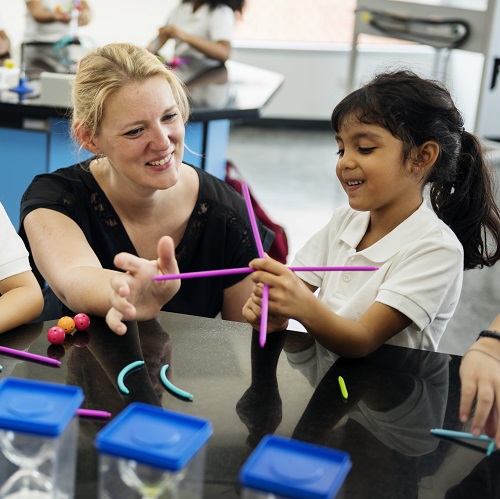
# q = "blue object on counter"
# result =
<box><xmin>9</xmin><ymin>76</ymin><xmax>34</xmax><ymax>98</ymax></box>
<box><xmin>0</xmin><ymin>377</ymin><xmax>83</xmax><ymax>436</ymax></box>
<box><xmin>95</xmin><ymin>402</ymin><xmax>212</xmax><ymax>471</ymax></box>
<box><xmin>239</xmin><ymin>434</ymin><xmax>352</xmax><ymax>499</ymax></box>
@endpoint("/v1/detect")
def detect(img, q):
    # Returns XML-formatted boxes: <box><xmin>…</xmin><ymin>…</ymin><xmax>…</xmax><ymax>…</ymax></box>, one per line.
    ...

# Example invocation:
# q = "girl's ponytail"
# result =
<box><xmin>430</xmin><ymin>132</ymin><xmax>500</xmax><ymax>269</ymax></box>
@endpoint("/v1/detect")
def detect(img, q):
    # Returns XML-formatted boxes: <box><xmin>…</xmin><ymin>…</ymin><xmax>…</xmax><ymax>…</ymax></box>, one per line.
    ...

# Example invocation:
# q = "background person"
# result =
<box><xmin>147</xmin><ymin>0</ymin><xmax>245</xmax><ymax>64</ymax></box>
<box><xmin>23</xmin><ymin>0</ymin><xmax>92</xmax><ymax>73</ymax></box>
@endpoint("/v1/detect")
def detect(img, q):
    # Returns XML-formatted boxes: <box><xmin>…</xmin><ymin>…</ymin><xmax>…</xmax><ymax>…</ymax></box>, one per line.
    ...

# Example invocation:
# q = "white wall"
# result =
<box><xmin>5</xmin><ymin>1</ymin><xmax>483</xmax><ymax>128</ymax></box>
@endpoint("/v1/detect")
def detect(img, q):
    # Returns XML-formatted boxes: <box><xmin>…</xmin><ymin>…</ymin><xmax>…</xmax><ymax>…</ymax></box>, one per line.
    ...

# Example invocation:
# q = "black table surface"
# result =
<box><xmin>0</xmin><ymin>60</ymin><xmax>284</xmax><ymax>126</ymax></box>
<box><xmin>0</xmin><ymin>312</ymin><xmax>498</xmax><ymax>498</ymax></box>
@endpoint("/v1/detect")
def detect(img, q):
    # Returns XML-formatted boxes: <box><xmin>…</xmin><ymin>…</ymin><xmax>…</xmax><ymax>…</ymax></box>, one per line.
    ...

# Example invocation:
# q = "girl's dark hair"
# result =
<box><xmin>331</xmin><ymin>69</ymin><xmax>500</xmax><ymax>270</ymax></box>
<box><xmin>184</xmin><ymin>0</ymin><xmax>245</xmax><ymax>13</ymax></box>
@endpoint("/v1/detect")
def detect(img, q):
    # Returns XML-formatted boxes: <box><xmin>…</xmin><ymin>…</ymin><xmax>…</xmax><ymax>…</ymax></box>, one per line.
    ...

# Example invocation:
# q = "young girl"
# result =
<box><xmin>243</xmin><ymin>70</ymin><xmax>500</xmax><ymax>358</ymax></box>
<box><xmin>146</xmin><ymin>0</ymin><xmax>245</xmax><ymax>64</ymax></box>
<box><xmin>0</xmin><ymin>202</ymin><xmax>43</xmax><ymax>333</ymax></box>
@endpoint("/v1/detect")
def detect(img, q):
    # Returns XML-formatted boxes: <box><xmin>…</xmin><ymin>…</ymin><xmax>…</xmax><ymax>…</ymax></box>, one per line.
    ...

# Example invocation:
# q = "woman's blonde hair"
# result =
<box><xmin>72</xmin><ymin>42</ymin><xmax>190</xmax><ymax>143</ymax></box>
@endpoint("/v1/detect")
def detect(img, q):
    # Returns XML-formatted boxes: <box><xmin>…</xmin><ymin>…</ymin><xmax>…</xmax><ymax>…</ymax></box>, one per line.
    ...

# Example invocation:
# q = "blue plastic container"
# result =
<box><xmin>0</xmin><ymin>377</ymin><xmax>83</xmax><ymax>498</ymax></box>
<box><xmin>96</xmin><ymin>402</ymin><xmax>213</xmax><ymax>498</ymax></box>
<box><xmin>239</xmin><ymin>435</ymin><xmax>352</xmax><ymax>499</ymax></box>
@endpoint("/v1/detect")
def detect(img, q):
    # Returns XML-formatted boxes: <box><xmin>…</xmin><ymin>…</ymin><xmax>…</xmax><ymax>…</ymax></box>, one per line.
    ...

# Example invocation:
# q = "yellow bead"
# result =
<box><xmin>57</xmin><ymin>316</ymin><xmax>75</xmax><ymax>334</ymax></box>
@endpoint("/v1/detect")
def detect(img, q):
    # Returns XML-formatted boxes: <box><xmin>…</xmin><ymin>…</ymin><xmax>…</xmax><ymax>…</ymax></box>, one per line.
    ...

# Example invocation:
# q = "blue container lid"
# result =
<box><xmin>0</xmin><ymin>378</ymin><xmax>84</xmax><ymax>437</ymax></box>
<box><xmin>95</xmin><ymin>402</ymin><xmax>213</xmax><ymax>471</ymax></box>
<box><xmin>239</xmin><ymin>435</ymin><xmax>351</xmax><ymax>499</ymax></box>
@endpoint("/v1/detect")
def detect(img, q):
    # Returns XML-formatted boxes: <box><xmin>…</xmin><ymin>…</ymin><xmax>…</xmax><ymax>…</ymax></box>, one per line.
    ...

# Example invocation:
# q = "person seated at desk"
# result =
<box><xmin>147</xmin><ymin>0</ymin><xmax>245</xmax><ymax>65</ymax></box>
<box><xmin>19</xmin><ymin>42</ymin><xmax>273</xmax><ymax>335</ymax></box>
<box><xmin>0</xmin><ymin>202</ymin><xmax>43</xmax><ymax>334</ymax></box>
<box><xmin>23</xmin><ymin>0</ymin><xmax>92</xmax><ymax>73</ymax></box>
<box><xmin>460</xmin><ymin>314</ymin><xmax>500</xmax><ymax>449</ymax></box>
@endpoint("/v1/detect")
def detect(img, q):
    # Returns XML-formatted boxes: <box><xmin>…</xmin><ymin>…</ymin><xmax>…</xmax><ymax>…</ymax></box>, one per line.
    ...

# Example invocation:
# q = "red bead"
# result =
<box><xmin>73</xmin><ymin>313</ymin><xmax>90</xmax><ymax>331</ymax></box>
<box><xmin>47</xmin><ymin>326</ymin><xmax>66</xmax><ymax>345</ymax></box>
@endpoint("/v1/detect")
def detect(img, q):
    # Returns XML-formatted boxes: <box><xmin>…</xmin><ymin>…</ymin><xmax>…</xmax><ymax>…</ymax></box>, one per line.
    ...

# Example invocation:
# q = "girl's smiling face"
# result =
<box><xmin>335</xmin><ymin>117</ymin><xmax>424</xmax><ymax>219</ymax></box>
<box><xmin>90</xmin><ymin>75</ymin><xmax>185</xmax><ymax>192</ymax></box>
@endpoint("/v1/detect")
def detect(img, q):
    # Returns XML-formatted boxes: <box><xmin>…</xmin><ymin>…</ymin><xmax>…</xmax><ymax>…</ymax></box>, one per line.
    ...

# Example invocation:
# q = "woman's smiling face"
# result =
<box><xmin>91</xmin><ymin>75</ymin><xmax>186</xmax><ymax>192</ymax></box>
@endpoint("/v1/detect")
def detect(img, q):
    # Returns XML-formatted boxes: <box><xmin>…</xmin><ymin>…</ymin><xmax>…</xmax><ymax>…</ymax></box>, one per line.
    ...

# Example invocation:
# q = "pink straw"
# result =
<box><xmin>76</xmin><ymin>408</ymin><xmax>111</xmax><ymax>419</ymax></box>
<box><xmin>242</xmin><ymin>183</ymin><xmax>268</xmax><ymax>348</ymax></box>
<box><xmin>153</xmin><ymin>265</ymin><xmax>378</xmax><ymax>281</ymax></box>
<box><xmin>0</xmin><ymin>345</ymin><xmax>61</xmax><ymax>366</ymax></box>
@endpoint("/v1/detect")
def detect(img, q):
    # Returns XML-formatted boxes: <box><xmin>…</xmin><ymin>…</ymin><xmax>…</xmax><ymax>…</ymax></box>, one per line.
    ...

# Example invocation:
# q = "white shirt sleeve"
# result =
<box><xmin>208</xmin><ymin>5</ymin><xmax>235</xmax><ymax>42</ymax></box>
<box><xmin>0</xmin><ymin>203</ymin><xmax>31</xmax><ymax>281</ymax></box>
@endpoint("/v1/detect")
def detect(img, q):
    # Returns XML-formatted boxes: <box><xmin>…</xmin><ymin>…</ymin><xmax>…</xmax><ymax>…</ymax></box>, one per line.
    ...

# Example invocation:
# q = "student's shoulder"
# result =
<box><xmin>422</xmin><ymin>206</ymin><xmax>463</xmax><ymax>250</ymax></box>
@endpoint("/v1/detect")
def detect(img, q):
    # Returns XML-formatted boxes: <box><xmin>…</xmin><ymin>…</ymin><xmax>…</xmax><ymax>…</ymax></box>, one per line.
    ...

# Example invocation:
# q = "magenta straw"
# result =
<box><xmin>153</xmin><ymin>265</ymin><xmax>378</xmax><ymax>281</ymax></box>
<box><xmin>242</xmin><ymin>183</ymin><xmax>268</xmax><ymax>347</ymax></box>
<box><xmin>76</xmin><ymin>408</ymin><xmax>111</xmax><ymax>419</ymax></box>
<box><xmin>0</xmin><ymin>345</ymin><xmax>61</xmax><ymax>366</ymax></box>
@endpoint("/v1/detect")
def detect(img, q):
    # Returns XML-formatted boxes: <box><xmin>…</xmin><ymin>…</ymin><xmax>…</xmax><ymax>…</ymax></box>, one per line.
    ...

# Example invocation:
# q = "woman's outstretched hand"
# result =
<box><xmin>106</xmin><ymin>236</ymin><xmax>180</xmax><ymax>335</ymax></box>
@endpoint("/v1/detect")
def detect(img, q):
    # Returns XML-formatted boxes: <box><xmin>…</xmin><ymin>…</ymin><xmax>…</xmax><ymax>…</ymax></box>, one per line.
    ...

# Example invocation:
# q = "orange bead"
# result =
<box><xmin>57</xmin><ymin>316</ymin><xmax>75</xmax><ymax>334</ymax></box>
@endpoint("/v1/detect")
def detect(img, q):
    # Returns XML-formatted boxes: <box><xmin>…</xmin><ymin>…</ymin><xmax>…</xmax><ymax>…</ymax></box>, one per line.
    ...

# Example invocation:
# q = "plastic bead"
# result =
<box><xmin>73</xmin><ymin>313</ymin><xmax>90</xmax><ymax>331</ymax></box>
<box><xmin>47</xmin><ymin>326</ymin><xmax>66</xmax><ymax>345</ymax></box>
<box><xmin>57</xmin><ymin>316</ymin><xmax>75</xmax><ymax>334</ymax></box>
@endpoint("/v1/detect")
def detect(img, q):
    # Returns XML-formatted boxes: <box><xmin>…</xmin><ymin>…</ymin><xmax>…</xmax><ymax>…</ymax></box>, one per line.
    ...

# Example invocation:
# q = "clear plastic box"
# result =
<box><xmin>0</xmin><ymin>377</ymin><xmax>84</xmax><ymax>499</ymax></box>
<box><xmin>95</xmin><ymin>403</ymin><xmax>213</xmax><ymax>499</ymax></box>
<box><xmin>239</xmin><ymin>435</ymin><xmax>352</xmax><ymax>499</ymax></box>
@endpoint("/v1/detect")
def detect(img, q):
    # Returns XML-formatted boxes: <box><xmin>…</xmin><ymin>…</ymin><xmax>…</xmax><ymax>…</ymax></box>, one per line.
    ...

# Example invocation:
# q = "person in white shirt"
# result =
<box><xmin>147</xmin><ymin>0</ymin><xmax>244</xmax><ymax>64</ymax></box>
<box><xmin>0</xmin><ymin>202</ymin><xmax>43</xmax><ymax>333</ymax></box>
<box><xmin>243</xmin><ymin>70</ymin><xmax>500</xmax><ymax>359</ymax></box>
<box><xmin>23</xmin><ymin>0</ymin><xmax>92</xmax><ymax>73</ymax></box>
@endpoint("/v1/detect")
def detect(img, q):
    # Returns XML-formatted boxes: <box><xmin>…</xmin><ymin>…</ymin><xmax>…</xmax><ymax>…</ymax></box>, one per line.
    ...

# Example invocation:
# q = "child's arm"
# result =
<box><xmin>244</xmin><ymin>257</ymin><xmax>412</xmax><ymax>358</ymax></box>
<box><xmin>459</xmin><ymin>314</ymin><xmax>500</xmax><ymax>447</ymax></box>
<box><xmin>161</xmin><ymin>24</ymin><xmax>232</xmax><ymax>62</ymax></box>
<box><xmin>0</xmin><ymin>271</ymin><xmax>43</xmax><ymax>334</ymax></box>
<box><xmin>26</xmin><ymin>0</ymin><xmax>72</xmax><ymax>23</ymax></box>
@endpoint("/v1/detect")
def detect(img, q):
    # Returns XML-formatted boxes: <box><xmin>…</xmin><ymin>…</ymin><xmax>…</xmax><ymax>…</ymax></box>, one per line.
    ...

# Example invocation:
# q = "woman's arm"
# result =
<box><xmin>459</xmin><ymin>313</ymin><xmax>500</xmax><ymax>446</ymax></box>
<box><xmin>24</xmin><ymin>208</ymin><xmax>117</xmax><ymax>316</ymax></box>
<box><xmin>0</xmin><ymin>271</ymin><xmax>43</xmax><ymax>333</ymax></box>
<box><xmin>25</xmin><ymin>210</ymin><xmax>180</xmax><ymax>334</ymax></box>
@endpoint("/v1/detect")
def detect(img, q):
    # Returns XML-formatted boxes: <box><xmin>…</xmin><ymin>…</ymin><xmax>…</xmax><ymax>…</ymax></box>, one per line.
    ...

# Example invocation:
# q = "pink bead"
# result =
<box><xmin>47</xmin><ymin>326</ymin><xmax>66</xmax><ymax>345</ymax></box>
<box><xmin>73</xmin><ymin>313</ymin><xmax>90</xmax><ymax>331</ymax></box>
